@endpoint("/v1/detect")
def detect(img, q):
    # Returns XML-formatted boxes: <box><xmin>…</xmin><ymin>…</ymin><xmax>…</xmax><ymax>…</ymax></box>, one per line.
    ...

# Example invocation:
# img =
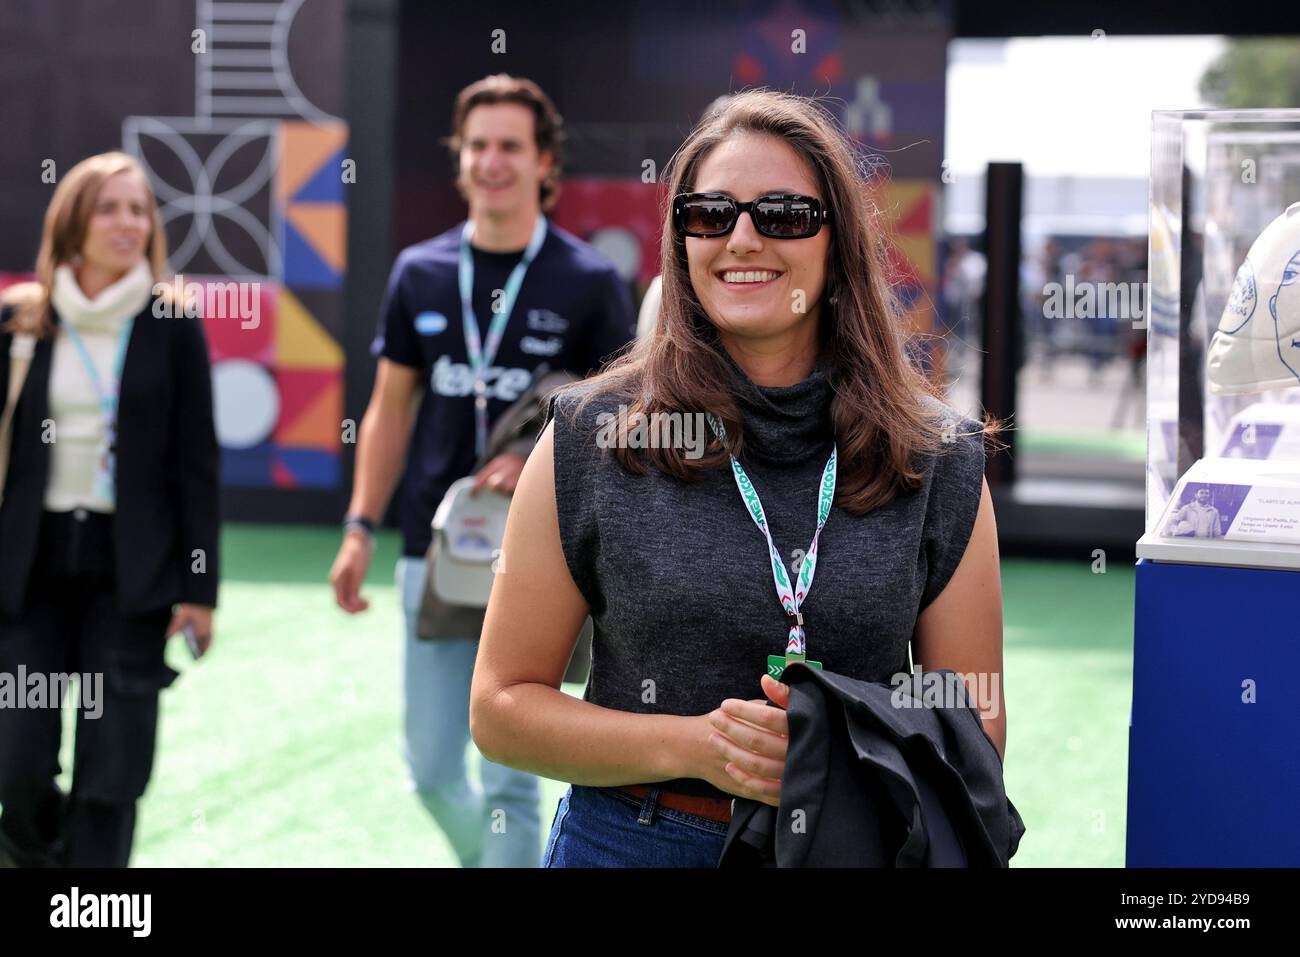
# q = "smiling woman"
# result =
<box><xmin>469</xmin><ymin>89</ymin><xmax>1008</xmax><ymax>869</ymax></box>
<box><xmin>681</xmin><ymin>138</ymin><xmax>834</xmax><ymax>388</ymax></box>
<box><xmin>0</xmin><ymin>152</ymin><xmax>219</xmax><ymax>868</ymax></box>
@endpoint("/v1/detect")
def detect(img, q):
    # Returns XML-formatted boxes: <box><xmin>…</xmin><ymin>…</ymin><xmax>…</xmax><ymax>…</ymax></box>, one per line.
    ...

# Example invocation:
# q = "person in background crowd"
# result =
<box><xmin>940</xmin><ymin>236</ymin><xmax>986</xmax><ymax>384</ymax></box>
<box><xmin>328</xmin><ymin>74</ymin><xmax>635</xmax><ymax>868</ymax></box>
<box><xmin>0</xmin><ymin>151</ymin><xmax>219</xmax><ymax>868</ymax></box>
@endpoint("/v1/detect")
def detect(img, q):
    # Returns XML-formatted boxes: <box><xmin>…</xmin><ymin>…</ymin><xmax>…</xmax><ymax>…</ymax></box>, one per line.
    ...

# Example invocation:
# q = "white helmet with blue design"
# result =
<box><xmin>1208</xmin><ymin>201</ymin><xmax>1300</xmax><ymax>394</ymax></box>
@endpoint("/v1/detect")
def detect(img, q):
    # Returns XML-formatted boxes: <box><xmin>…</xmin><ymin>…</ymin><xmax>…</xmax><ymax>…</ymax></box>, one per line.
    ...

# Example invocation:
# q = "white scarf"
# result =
<box><xmin>50</xmin><ymin>259</ymin><xmax>154</xmax><ymax>333</ymax></box>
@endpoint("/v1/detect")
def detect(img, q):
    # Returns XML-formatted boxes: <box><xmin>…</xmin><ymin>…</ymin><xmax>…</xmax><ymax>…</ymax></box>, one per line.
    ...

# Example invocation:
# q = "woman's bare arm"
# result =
<box><xmin>469</xmin><ymin>421</ymin><xmax>712</xmax><ymax>786</ymax></box>
<box><xmin>912</xmin><ymin>478</ymin><xmax>1007</xmax><ymax>760</ymax></box>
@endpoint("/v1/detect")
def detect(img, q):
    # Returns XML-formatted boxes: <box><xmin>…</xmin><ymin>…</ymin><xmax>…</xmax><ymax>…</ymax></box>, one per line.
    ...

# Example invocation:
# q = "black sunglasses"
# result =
<box><xmin>672</xmin><ymin>192</ymin><xmax>831</xmax><ymax>240</ymax></box>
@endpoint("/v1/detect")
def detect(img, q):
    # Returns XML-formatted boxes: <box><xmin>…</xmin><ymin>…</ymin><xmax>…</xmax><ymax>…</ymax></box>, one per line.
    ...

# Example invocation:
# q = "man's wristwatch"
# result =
<box><xmin>343</xmin><ymin>513</ymin><xmax>377</xmax><ymax>546</ymax></box>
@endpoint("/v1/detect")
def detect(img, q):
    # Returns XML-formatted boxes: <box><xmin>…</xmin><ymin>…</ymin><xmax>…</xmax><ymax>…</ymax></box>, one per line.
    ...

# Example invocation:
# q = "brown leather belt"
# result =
<box><xmin>617</xmin><ymin>784</ymin><xmax>734</xmax><ymax>823</ymax></box>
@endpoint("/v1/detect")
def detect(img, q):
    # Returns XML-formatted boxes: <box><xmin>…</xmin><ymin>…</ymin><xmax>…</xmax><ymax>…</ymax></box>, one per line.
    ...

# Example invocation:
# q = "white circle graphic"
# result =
<box><xmin>589</xmin><ymin>227</ymin><xmax>642</xmax><ymax>283</ymax></box>
<box><xmin>213</xmin><ymin>359</ymin><xmax>280</xmax><ymax>449</ymax></box>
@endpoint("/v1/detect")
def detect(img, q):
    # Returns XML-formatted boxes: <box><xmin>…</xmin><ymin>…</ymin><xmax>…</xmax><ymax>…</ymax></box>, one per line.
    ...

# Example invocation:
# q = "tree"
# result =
<box><xmin>1200</xmin><ymin>39</ymin><xmax>1300</xmax><ymax>108</ymax></box>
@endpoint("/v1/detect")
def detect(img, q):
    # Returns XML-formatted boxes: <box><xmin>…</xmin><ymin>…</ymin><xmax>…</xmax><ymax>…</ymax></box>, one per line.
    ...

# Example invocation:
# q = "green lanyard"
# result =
<box><xmin>708</xmin><ymin>414</ymin><xmax>837</xmax><ymax>662</ymax></box>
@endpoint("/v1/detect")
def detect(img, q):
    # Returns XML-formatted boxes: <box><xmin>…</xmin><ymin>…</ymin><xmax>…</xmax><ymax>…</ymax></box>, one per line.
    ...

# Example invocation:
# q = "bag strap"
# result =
<box><xmin>474</xmin><ymin>368</ymin><xmax>579</xmax><ymax>470</ymax></box>
<box><xmin>0</xmin><ymin>333</ymin><xmax>36</xmax><ymax>505</ymax></box>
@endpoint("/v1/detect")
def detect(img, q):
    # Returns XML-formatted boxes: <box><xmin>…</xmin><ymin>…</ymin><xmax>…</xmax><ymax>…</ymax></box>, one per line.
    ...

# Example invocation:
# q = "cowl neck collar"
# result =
<box><xmin>51</xmin><ymin>260</ymin><xmax>152</xmax><ymax>333</ymax></box>
<box><xmin>720</xmin><ymin>348</ymin><xmax>835</xmax><ymax>467</ymax></box>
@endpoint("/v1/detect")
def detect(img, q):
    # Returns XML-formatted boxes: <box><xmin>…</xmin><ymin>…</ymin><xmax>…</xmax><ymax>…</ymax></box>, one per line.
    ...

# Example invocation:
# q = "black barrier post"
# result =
<box><xmin>980</xmin><ymin>161</ymin><xmax>1024</xmax><ymax>487</ymax></box>
<box><xmin>1176</xmin><ymin>161</ymin><xmax>1204</xmax><ymax>478</ymax></box>
<box><xmin>342</xmin><ymin>0</ymin><xmax>401</xmax><ymax>507</ymax></box>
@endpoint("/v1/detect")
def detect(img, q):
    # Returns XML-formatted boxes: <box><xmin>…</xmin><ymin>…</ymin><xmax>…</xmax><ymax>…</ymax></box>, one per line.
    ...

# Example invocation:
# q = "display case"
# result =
<box><xmin>1129</xmin><ymin>110</ymin><xmax>1300</xmax><ymax>868</ymax></box>
<box><xmin>1138</xmin><ymin>109</ymin><xmax>1300</xmax><ymax>570</ymax></box>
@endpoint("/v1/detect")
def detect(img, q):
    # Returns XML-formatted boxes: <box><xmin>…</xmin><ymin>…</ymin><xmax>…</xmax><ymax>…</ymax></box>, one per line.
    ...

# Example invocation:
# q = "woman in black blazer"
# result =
<box><xmin>0</xmin><ymin>151</ymin><xmax>220</xmax><ymax>867</ymax></box>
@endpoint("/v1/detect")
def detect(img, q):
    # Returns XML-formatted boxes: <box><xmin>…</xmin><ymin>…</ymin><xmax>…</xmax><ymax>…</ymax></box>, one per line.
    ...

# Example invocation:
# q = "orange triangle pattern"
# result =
<box><xmin>278</xmin><ymin>122</ymin><xmax>347</xmax><ymax>204</ymax></box>
<box><xmin>285</xmin><ymin>203</ymin><xmax>346</xmax><ymax>274</ymax></box>
<box><xmin>278</xmin><ymin>377</ymin><xmax>342</xmax><ymax>448</ymax></box>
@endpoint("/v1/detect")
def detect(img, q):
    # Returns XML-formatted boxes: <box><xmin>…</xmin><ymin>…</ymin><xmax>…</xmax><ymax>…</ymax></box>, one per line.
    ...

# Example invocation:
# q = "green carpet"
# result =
<box><xmin>1019</xmin><ymin>429</ymin><xmax>1147</xmax><ymax>462</ymax></box>
<box><xmin>62</xmin><ymin>525</ymin><xmax>1132</xmax><ymax>867</ymax></box>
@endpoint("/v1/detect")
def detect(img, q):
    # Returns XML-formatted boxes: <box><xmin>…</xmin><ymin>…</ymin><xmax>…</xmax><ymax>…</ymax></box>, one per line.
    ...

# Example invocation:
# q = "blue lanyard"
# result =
<box><xmin>457</xmin><ymin>215</ymin><xmax>548</xmax><ymax>456</ymax></box>
<box><xmin>60</xmin><ymin>317</ymin><xmax>135</xmax><ymax>421</ymax></box>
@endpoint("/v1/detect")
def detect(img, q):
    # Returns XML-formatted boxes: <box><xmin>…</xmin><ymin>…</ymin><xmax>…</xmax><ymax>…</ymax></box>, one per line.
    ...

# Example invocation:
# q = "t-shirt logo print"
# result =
<box><xmin>526</xmin><ymin>308</ymin><xmax>569</xmax><ymax>333</ymax></box>
<box><xmin>431</xmin><ymin>354</ymin><xmax>532</xmax><ymax>402</ymax></box>
<box><xmin>520</xmin><ymin>335</ymin><xmax>563</xmax><ymax>357</ymax></box>
<box><xmin>414</xmin><ymin>311</ymin><xmax>448</xmax><ymax>336</ymax></box>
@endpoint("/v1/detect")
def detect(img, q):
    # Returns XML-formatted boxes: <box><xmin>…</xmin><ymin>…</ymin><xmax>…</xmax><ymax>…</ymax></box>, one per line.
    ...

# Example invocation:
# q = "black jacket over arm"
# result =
<box><xmin>720</xmin><ymin>666</ymin><xmax>1025</xmax><ymax>868</ymax></box>
<box><xmin>0</xmin><ymin>297</ymin><xmax>221</xmax><ymax>619</ymax></box>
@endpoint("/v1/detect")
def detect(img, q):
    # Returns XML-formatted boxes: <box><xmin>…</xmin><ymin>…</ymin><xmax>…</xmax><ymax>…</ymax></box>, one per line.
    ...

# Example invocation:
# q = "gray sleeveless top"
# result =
<box><xmin>550</xmin><ymin>354</ymin><xmax>985</xmax><ymax>798</ymax></box>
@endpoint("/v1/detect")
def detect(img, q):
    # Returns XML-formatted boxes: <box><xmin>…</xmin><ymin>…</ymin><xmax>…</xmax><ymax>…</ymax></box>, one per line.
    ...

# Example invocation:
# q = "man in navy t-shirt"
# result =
<box><xmin>367</xmin><ymin>217</ymin><xmax>633</xmax><ymax>556</ymax></box>
<box><xmin>329</xmin><ymin>75</ymin><xmax>635</xmax><ymax>867</ymax></box>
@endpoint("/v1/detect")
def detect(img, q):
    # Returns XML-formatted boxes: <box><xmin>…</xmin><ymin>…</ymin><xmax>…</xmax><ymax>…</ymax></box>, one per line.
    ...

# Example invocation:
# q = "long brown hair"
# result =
<box><xmin>1</xmin><ymin>151</ymin><xmax>169</xmax><ymax>338</ymax></box>
<box><xmin>567</xmin><ymin>89</ymin><xmax>996</xmax><ymax>515</ymax></box>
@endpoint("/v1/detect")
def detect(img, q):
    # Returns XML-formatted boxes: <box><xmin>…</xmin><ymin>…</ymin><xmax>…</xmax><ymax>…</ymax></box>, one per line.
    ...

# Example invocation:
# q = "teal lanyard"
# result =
<box><xmin>60</xmin><ymin>317</ymin><xmax>134</xmax><ymax>424</ymax></box>
<box><xmin>457</xmin><ymin>215</ymin><xmax>548</xmax><ymax>456</ymax></box>
<box><xmin>60</xmin><ymin>316</ymin><xmax>134</xmax><ymax>506</ymax></box>
<box><xmin>708</xmin><ymin>414</ymin><xmax>837</xmax><ymax>659</ymax></box>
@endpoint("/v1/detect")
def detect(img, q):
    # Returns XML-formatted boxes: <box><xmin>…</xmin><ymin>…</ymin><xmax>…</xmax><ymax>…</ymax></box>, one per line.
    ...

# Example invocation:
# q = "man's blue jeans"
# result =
<box><xmin>397</xmin><ymin>557</ymin><xmax>541</xmax><ymax>867</ymax></box>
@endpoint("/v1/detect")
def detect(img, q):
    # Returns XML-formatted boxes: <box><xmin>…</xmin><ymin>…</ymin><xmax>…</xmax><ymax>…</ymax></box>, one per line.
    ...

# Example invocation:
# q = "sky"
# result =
<box><xmin>946</xmin><ymin>35</ymin><xmax>1228</xmax><ymax>179</ymax></box>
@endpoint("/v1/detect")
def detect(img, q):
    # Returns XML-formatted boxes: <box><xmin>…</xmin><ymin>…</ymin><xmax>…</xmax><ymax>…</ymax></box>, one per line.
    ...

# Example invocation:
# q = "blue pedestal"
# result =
<box><xmin>1127</xmin><ymin>558</ymin><xmax>1300</xmax><ymax>866</ymax></box>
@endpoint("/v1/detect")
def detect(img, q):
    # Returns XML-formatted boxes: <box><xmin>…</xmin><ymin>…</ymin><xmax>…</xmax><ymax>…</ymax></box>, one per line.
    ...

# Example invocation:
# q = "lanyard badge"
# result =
<box><xmin>457</xmin><ymin>215</ymin><xmax>548</xmax><ymax>457</ymax></box>
<box><xmin>61</xmin><ymin>316</ymin><xmax>135</xmax><ymax>506</ymax></box>
<box><xmin>708</xmin><ymin>414</ymin><xmax>835</xmax><ymax>679</ymax></box>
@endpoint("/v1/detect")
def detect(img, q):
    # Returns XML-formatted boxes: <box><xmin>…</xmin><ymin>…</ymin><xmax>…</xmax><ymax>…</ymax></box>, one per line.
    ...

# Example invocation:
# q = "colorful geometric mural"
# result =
<box><xmin>202</xmin><ymin>280</ymin><xmax>344</xmax><ymax>489</ymax></box>
<box><xmin>731</xmin><ymin>0</ymin><xmax>844</xmax><ymax>92</ymax></box>
<box><xmin>122</xmin><ymin>0</ymin><xmax>347</xmax><ymax>490</ymax></box>
<box><xmin>278</xmin><ymin>122</ymin><xmax>347</xmax><ymax>291</ymax></box>
<box><xmin>876</xmin><ymin>179</ymin><xmax>941</xmax><ymax>373</ymax></box>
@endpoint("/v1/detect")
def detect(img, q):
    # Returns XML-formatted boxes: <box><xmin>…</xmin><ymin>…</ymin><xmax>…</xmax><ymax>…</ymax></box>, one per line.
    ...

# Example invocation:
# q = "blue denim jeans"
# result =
<box><xmin>397</xmin><ymin>557</ymin><xmax>541</xmax><ymax>867</ymax></box>
<box><xmin>542</xmin><ymin>784</ymin><xmax>729</xmax><ymax>867</ymax></box>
